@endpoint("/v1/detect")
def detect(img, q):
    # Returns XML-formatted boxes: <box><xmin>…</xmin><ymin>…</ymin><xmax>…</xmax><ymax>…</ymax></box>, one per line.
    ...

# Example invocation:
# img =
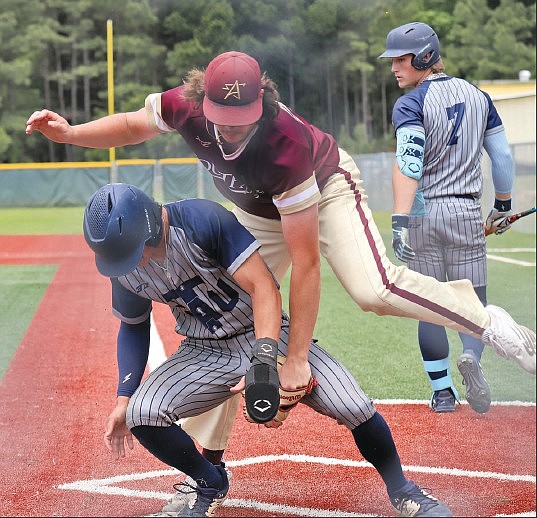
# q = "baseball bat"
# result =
<box><xmin>484</xmin><ymin>206</ymin><xmax>536</xmax><ymax>235</ymax></box>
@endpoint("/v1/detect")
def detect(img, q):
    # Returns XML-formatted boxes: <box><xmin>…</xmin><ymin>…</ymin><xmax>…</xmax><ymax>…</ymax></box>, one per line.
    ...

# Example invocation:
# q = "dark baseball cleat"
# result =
<box><xmin>149</xmin><ymin>466</ymin><xmax>233</xmax><ymax>517</ymax></box>
<box><xmin>390</xmin><ymin>481</ymin><xmax>453</xmax><ymax>517</ymax></box>
<box><xmin>483</xmin><ymin>305</ymin><xmax>536</xmax><ymax>375</ymax></box>
<box><xmin>430</xmin><ymin>389</ymin><xmax>456</xmax><ymax>413</ymax></box>
<box><xmin>457</xmin><ymin>352</ymin><xmax>491</xmax><ymax>414</ymax></box>
<box><xmin>178</xmin><ymin>464</ymin><xmax>229</xmax><ymax>517</ymax></box>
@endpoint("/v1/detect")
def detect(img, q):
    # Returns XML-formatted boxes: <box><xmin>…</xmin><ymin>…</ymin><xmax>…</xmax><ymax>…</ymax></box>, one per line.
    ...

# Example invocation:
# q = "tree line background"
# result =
<box><xmin>1</xmin><ymin>0</ymin><xmax>535</xmax><ymax>163</ymax></box>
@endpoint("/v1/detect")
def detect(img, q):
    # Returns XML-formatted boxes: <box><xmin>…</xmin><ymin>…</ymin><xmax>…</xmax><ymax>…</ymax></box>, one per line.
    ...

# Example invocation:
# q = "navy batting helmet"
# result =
<box><xmin>83</xmin><ymin>183</ymin><xmax>162</xmax><ymax>277</ymax></box>
<box><xmin>378</xmin><ymin>22</ymin><xmax>440</xmax><ymax>70</ymax></box>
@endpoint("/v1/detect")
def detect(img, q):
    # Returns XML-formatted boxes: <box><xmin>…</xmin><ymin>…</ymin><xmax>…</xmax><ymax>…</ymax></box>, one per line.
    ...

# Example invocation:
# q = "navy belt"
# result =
<box><xmin>454</xmin><ymin>194</ymin><xmax>476</xmax><ymax>200</ymax></box>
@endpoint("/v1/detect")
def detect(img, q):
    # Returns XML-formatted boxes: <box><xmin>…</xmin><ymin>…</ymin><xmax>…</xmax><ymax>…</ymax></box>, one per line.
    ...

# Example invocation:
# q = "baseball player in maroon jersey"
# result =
<box><xmin>84</xmin><ymin>182</ymin><xmax>453</xmax><ymax>517</ymax></box>
<box><xmin>379</xmin><ymin>22</ymin><xmax>520</xmax><ymax>414</ymax></box>
<box><xmin>27</xmin><ymin>50</ymin><xmax>535</xmax><ymax>511</ymax></box>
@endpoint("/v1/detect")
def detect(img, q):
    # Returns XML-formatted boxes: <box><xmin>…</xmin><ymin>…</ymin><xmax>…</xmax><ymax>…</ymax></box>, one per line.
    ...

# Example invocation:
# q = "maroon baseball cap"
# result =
<box><xmin>203</xmin><ymin>51</ymin><xmax>263</xmax><ymax>126</ymax></box>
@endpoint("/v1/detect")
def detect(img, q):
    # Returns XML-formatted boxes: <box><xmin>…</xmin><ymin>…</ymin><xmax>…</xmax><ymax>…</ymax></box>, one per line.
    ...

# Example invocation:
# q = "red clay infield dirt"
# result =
<box><xmin>0</xmin><ymin>235</ymin><xmax>535</xmax><ymax>517</ymax></box>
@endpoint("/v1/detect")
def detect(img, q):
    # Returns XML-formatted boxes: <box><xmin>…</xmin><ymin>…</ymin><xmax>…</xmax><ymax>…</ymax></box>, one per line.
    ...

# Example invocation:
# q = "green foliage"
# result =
<box><xmin>1</xmin><ymin>0</ymin><xmax>535</xmax><ymax>163</ymax></box>
<box><xmin>445</xmin><ymin>0</ymin><xmax>536</xmax><ymax>81</ymax></box>
<box><xmin>0</xmin><ymin>127</ymin><xmax>12</xmax><ymax>160</ymax></box>
<box><xmin>337</xmin><ymin>123</ymin><xmax>395</xmax><ymax>154</ymax></box>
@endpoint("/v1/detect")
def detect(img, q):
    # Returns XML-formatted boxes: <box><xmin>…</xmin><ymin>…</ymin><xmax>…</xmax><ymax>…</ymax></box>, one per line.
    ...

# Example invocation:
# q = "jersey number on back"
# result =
<box><xmin>446</xmin><ymin>102</ymin><xmax>465</xmax><ymax>146</ymax></box>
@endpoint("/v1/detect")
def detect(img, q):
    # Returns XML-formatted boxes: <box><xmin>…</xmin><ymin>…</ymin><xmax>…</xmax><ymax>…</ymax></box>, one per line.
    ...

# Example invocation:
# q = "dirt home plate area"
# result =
<box><xmin>0</xmin><ymin>235</ymin><xmax>535</xmax><ymax>517</ymax></box>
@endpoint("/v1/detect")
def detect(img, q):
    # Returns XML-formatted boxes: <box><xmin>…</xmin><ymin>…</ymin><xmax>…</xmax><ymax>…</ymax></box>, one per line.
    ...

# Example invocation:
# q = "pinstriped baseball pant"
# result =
<box><xmin>126</xmin><ymin>321</ymin><xmax>376</xmax><ymax>431</ymax></box>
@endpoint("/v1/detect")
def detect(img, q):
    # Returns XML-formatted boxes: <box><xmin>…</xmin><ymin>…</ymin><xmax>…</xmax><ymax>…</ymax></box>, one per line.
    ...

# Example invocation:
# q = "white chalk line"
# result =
<box><xmin>57</xmin><ymin>454</ymin><xmax>535</xmax><ymax>516</ymax></box>
<box><xmin>486</xmin><ymin>247</ymin><xmax>536</xmax><ymax>266</ymax></box>
<box><xmin>487</xmin><ymin>254</ymin><xmax>535</xmax><ymax>266</ymax></box>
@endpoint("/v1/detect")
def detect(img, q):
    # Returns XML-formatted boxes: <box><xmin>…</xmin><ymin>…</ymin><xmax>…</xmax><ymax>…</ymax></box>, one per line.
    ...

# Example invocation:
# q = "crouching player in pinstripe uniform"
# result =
<box><xmin>83</xmin><ymin>182</ymin><xmax>452</xmax><ymax>517</ymax></box>
<box><xmin>379</xmin><ymin>22</ymin><xmax>523</xmax><ymax>414</ymax></box>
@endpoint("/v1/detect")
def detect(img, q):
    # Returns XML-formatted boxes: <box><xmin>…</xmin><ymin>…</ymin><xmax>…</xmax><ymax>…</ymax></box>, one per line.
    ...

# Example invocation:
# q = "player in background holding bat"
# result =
<box><xmin>84</xmin><ymin>183</ymin><xmax>453</xmax><ymax>518</ymax></box>
<box><xmin>380</xmin><ymin>22</ymin><xmax>523</xmax><ymax>414</ymax></box>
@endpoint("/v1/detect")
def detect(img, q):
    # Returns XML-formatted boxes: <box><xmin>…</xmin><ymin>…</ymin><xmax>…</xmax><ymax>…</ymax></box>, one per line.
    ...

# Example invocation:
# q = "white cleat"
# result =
<box><xmin>482</xmin><ymin>305</ymin><xmax>536</xmax><ymax>375</ymax></box>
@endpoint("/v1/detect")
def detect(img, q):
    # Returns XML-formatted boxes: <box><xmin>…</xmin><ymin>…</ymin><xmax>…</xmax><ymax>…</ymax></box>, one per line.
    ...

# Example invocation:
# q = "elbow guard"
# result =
<box><xmin>396</xmin><ymin>127</ymin><xmax>425</xmax><ymax>180</ymax></box>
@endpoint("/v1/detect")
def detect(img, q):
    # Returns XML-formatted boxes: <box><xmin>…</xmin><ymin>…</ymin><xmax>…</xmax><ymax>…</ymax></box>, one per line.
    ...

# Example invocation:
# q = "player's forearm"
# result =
<box><xmin>287</xmin><ymin>263</ymin><xmax>320</xmax><ymax>361</ymax></box>
<box><xmin>115</xmin><ymin>396</ymin><xmax>130</xmax><ymax>410</ymax></box>
<box><xmin>484</xmin><ymin>129</ymin><xmax>513</xmax><ymax>195</ymax></box>
<box><xmin>69</xmin><ymin>113</ymin><xmax>148</xmax><ymax>148</ymax></box>
<box><xmin>232</xmin><ymin>252</ymin><xmax>282</xmax><ymax>340</ymax></box>
<box><xmin>392</xmin><ymin>162</ymin><xmax>418</xmax><ymax>214</ymax></box>
<box><xmin>116</xmin><ymin>319</ymin><xmax>150</xmax><ymax>397</ymax></box>
<box><xmin>251</xmin><ymin>281</ymin><xmax>282</xmax><ymax>341</ymax></box>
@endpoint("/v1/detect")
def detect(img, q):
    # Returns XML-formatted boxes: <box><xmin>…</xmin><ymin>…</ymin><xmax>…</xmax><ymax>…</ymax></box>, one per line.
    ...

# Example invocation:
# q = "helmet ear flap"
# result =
<box><xmin>144</xmin><ymin>203</ymin><xmax>163</xmax><ymax>248</ymax></box>
<box><xmin>412</xmin><ymin>49</ymin><xmax>438</xmax><ymax>71</ymax></box>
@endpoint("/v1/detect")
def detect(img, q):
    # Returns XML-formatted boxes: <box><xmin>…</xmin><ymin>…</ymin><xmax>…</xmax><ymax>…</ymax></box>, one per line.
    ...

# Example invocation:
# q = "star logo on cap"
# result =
<box><xmin>223</xmin><ymin>80</ymin><xmax>246</xmax><ymax>100</ymax></box>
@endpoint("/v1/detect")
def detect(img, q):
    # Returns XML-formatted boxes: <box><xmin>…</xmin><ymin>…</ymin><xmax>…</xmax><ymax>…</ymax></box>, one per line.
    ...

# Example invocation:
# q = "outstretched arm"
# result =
<box><xmin>25</xmin><ymin>108</ymin><xmax>160</xmax><ymax>148</ymax></box>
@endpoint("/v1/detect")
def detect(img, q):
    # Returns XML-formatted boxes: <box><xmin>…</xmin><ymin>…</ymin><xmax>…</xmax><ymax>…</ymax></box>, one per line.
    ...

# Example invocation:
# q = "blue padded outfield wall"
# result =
<box><xmin>0</xmin><ymin>148</ymin><xmax>534</xmax><ymax>232</ymax></box>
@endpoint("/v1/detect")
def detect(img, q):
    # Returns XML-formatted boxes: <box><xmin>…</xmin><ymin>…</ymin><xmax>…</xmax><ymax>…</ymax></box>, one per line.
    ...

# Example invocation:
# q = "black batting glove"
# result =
<box><xmin>244</xmin><ymin>338</ymin><xmax>280</xmax><ymax>423</ymax></box>
<box><xmin>392</xmin><ymin>214</ymin><xmax>415</xmax><ymax>262</ymax></box>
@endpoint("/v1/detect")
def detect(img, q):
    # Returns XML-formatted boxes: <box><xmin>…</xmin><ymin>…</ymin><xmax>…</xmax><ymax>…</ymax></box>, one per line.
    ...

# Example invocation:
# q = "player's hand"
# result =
<box><xmin>229</xmin><ymin>377</ymin><xmax>246</xmax><ymax>394</ymax></box>
<box><xmin>391</xmin><ymin>214</ymin><xmax>415</xmax><ymax>262</ymax></box>
<box><xmin>278</xmin><ymin>355</ymin><xmax>312</xmax><ymax>392</ymax></box>
<box><xmin>264</xmin><ymin>355</ymin><xmax>317</xmax><ymax>429</ymax></box>
<box><xmin>104</xmin><ymin>397</ymin><xmax>134</xmax><ymax>460</ymax></box>
<box><xmin>25</xmin><ymin>109</ymin><xmax>72</xmax><ymax>143</ymax></box>
<box><xmin>485</xmin><ymin>199</ymin><xmax>513</xmax><ymax>235</ymax></box>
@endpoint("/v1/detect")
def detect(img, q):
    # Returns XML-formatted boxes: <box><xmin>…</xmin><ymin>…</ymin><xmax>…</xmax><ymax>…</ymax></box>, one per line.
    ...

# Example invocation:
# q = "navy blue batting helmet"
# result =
<box><xmin>378</xmin><ymin>22</ymin><xmax>440</xmax><ymax>70</ymax></box>
<box><xmin>83</xmin><ymin>183</ymin><xmax>162</xmax><ymax>277</ymax></box>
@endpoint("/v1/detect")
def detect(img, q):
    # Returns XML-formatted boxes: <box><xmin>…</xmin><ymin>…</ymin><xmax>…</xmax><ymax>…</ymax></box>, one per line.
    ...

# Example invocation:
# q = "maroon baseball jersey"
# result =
<box><xmin>145</xmin><ymin>86</ymin><xmax>342</xmax><ymax>219</ymax></box>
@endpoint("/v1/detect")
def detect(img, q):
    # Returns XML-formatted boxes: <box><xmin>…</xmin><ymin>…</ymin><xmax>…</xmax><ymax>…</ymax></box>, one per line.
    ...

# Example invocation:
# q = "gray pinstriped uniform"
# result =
<box><xmin>113</xmin><ymin>199</ymin><xmax>375</xmax><ymax>430</ymax></box>
<box><xmin>393</xmin><ymin>74</ymin><xmax>504</xmax><ymax>286</ymax></box>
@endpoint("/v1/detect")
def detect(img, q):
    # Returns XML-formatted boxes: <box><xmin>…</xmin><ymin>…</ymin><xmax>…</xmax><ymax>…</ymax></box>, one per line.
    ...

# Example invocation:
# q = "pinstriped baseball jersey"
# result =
<box><xmin>392</xmin><ymin>74</ymin><xmax>504</xmax><ymax>199</ymax></box>
<box><xmin>114</xmin><ymin>198</ymin><xmax>376</xmax><ymax>429</ymax></box>
<box><xmin>112</xmin><ymin>198</ymin><xmax>262</xmax><ymax>340</ymax></box>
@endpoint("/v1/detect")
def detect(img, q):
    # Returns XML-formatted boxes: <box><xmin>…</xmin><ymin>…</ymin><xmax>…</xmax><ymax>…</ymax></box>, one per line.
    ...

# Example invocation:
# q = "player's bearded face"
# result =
<box><xmin>216</xmin><ymin>123</ymin><xmax>257</xmax><ymax>145</ymax></box>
